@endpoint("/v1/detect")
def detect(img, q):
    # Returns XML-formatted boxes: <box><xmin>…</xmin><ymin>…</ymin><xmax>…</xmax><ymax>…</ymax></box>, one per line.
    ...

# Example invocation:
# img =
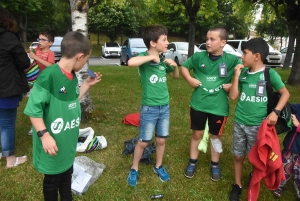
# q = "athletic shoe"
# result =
<box><xmin>28</xmin><ymin>128</ymin><xmax>32</xmax><ymax>136</ymax></box>
<box><xmin>153</xmin><ymin>165</ymin><xmax>170</xmax><ymax>182</ymax></box>
<box><xmin>229</xmin><ymin>184</ymin><xmax>242</xmax><ymax>201</ymax></box>
<box><xmin>127</xmin><ymin>168</ymin><xmax>139</xmax><ymax>187</ymax></box>
<box><xmin>184</xmin><ymin>161</ymin><xmax>197</xmax><ymax>178</ymax></box>
<box><xmin>210</xmin><ymin>163</ymin><xmax>221</xmax><ymax>181</ymax></box>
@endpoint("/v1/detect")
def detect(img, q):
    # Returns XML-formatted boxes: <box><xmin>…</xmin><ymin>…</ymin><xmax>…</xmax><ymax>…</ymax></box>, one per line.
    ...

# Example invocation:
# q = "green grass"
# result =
<box><xmin>0</xmin><ymin>67</ymin><xmax>298</xmax><ymax>200</ymax></box>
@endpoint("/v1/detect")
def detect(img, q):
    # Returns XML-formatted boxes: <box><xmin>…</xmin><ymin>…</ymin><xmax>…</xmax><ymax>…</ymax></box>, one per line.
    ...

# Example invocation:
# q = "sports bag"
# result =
<box><xmin>264</xmin><ymin>68</ymin><xmax>292</xmax><ymax>134</ymax></box>
<box><xmin>24</xmin><ymin>61</ymin><xmax>40</xmax><ymax>89</ymax></box>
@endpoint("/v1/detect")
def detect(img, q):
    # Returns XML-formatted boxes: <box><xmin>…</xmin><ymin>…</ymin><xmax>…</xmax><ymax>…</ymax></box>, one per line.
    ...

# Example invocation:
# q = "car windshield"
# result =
<box><xmin>223</xmin><ymin>44</ymin><xmax>236</xmax><ymax>53</ymax></box>
<box><xmin>53</xmin><ymin>37</ymin><xmax>63</xmax><ymax>46</ymax></box>
<box><xmin>106</xmin><ymin>42</ymin><xmax>119</xmax><ymax>47</ymax></box>
<box><xmin>130</xmin><ymin>39</ymin><xmax>146</xmax><ymax>48</ymax></box>
<box><xmin>177</xmin><ymin>43</ymin><xmax>200</xmax><ymax>51</ymax></box>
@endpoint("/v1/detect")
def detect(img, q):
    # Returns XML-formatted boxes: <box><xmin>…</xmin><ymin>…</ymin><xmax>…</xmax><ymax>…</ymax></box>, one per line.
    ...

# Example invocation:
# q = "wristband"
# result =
<box><xmin>272</xmin><ymin>109</ymin><xmax>281</xmax><ymax>116</ymax></box>
<box><xmin>37</xmin><ymin>129</ymin><xmax>48</xmax><ymax>137</ymax></box>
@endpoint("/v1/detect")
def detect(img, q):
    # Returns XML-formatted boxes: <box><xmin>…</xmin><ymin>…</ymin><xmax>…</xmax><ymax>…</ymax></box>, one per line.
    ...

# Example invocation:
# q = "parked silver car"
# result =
<box><xmin>280</xmin><ymin>47</ymin><xmax>295</xmax><ymax>66</ymax></box>
<box><xmin>50</xmin><ymin>36</ymin><xmax>63</xmax><ymax>63</ymax></box>
<box><xmin>197</xmin><ymin>43</ymin><xmax>242</xmax><ymax>58</ymax></box>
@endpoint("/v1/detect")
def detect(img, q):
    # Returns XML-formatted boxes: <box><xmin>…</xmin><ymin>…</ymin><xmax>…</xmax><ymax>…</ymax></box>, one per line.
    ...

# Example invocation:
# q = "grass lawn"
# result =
<box><xmin>0</xmin><ymin>67</ymin><xmax>299</xmax><ymax>200</ymax></box>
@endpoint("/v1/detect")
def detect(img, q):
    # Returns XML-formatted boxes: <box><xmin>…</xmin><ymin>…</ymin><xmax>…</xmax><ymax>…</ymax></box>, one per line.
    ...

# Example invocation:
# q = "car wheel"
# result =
<box><xmin>175</xmin><ymin>57</ymin><xmax>179</xmax><ymax>66</ymax></box>
<box><xmin>126</xmin><ymin>56</ymin><xmax>130</xmax><ymax>66</ymax></box>
<box><xmin>120</xmin><ymin>57</ymin><xmax>124</xmax><ymax>65</ymax></box>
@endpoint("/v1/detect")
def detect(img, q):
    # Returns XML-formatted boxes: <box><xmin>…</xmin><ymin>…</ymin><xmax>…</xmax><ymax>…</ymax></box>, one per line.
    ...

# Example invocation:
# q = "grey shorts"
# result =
<box><xmin>231</xmin><ymin>122</ymin><xmax>259</xmax><ymax>156</ymax></box>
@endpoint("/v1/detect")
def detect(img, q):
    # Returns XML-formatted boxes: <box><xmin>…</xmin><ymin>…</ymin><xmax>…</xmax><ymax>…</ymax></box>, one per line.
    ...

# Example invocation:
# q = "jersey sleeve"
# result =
<box><xmin>47</xmin><ymin>51</ymin><xmax>55</xmax><ymax>64</ymax></box>
<box><xmin>24</xmin><ymin>73</ymin><xmax>51</xmax><ymax>118</ymax></box>
<box><xmin>165</xmin><ymin>63</ymin><xmax>174</xmax><ymax>73</ymax></box>
<box><xmin>182</xmin><ymin>52</ymin><xmax>200</xmax><ymax>70</ymax></box>
<box><xmin>270</xmin><ymin>69</ymin><xmax>285</xmax><ymax>91</ymax></box>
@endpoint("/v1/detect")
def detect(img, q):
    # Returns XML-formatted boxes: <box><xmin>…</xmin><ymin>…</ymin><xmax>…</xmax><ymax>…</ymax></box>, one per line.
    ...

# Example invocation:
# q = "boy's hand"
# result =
<box><xmin>267</xmin><ymin>112</ymin><xmax>279</xmax><ymax>125</ymax></box>
<box><xmin>222</xmin><ymin>83</ymin><xmax>232</xmax><ymax>92</ymax></box>
<box><xmin>164</xmin><ymin>58</ymin><xmax>177</xmax><ymax>67</ymax></box>
<box><xmin>291</xmin><ymin>114</ymin><xmax>299</xmax><ymax>127</ymax></box>
<box><xmin>41</xmin><ymin>133</ymin><xmax>58</xmax><ymax>156</ymax></box>
<box><xmin>188</xmin><ymin>78</ymin><xmax>202</xmax><ymax>88</ymax></box>
<box><xmin>234</xmin><ymin>64</ymin><xmax>244</xmax><ymax>77</ymax></box>
<box><xmin>28</xmin><ymin>51</ymin><xmax>37</xmax><ymax>60</ymax></box>
<box><xmin>86</xmin><ymin>72</ymin><xmax>102</xmax><ymax>86</ymax></box>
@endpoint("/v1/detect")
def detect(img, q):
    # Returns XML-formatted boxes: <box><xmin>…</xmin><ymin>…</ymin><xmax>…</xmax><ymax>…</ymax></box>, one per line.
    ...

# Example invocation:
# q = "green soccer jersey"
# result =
<box><xmin>182</xmin><ymin>51</ymin><xmax>242</xmax><ymax>116</ymax></box>
<box><xmin>24</xmin><ymin>64</ymin><xmax>81</xmax><ymax>175</ymax></box>
<box><xmin>234</xmin><ymin>67</ymin><xmax>284</xmax><ymax>126</ymax></box>
<box><xmin>138</xmin><ymin>52</ymin><xmax>174</xmax><ymax>106</ymax></box>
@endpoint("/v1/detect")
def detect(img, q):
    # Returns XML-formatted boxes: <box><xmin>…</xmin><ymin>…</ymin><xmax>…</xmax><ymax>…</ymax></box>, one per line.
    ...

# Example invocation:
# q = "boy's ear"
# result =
<box><xmin>77</xmin><ymin>53</ymin><xmax>85</xmax><ymax>60</ymax></box>
<box><xmin>150</xmin><ymin>40</ymin><xmax>156</xmax><ymax>48</ymax></box>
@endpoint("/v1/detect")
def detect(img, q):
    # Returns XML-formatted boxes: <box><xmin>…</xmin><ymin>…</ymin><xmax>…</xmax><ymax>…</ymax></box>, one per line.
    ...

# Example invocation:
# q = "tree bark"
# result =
<box><xmin>69</xmin><ymin>0</ymin><xmax>94</xmax><ymax>122</ymax></box>
<box><xmin>283</xmin><ymin>24</ymin><xmax>296</xmax><ymax>70</ymax></box>
<box><xmin>288</xmin><ymin>34</ymin><xmax>300</xmax><ymax>85</ymax></box>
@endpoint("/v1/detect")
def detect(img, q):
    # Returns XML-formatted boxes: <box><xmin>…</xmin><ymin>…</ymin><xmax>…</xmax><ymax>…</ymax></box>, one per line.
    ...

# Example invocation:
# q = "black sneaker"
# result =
<box><xmin>184</xmin><ymin>161</ymin><xmax>197</xmax><ymax>178</ymax></box>
<box><xmin>229</xmin><ymin>184</ymin><xmax>242</xmax><ymax>201</ymax></box>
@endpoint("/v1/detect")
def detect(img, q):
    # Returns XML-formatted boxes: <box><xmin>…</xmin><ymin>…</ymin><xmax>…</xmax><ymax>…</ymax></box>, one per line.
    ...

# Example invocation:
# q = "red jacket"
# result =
<box><xmin>122</xmin><ymin>113</ymin><xmax>140</xmax><ymax>127</ymax></box>
<box><xmin>247</xmin><ymin>119</ymin><xmax>285</xmax><ymax>201</ymax></box>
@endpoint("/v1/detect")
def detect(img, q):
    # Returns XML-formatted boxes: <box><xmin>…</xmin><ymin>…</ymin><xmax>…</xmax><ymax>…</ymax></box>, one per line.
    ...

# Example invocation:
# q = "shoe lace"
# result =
<box><xmin>130</xmin><ymin>170</ymin><xmax>138</xmax><ymax>178</ymax></box>
<box><xmin>157</xmin><ymin>167</ymin><xmax>167</xmax><ymax>176</ymax></box>
<box><xmin>186</xmin><ymin>163</ymin><xmax>196</xmax><ymax>172</ymax></box>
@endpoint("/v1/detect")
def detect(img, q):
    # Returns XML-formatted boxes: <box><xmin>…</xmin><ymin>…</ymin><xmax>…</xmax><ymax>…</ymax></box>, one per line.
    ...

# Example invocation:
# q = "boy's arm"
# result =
<box><xmin>267</xmin><ymin>86</ymin><xmax>290</xmax><ymax>125</ymax></box>
<box><xmin>164</xmin><ymin>58</ymin><xmax>179</xmax><ymax>78</ymax></box>
<box><xmin>181</xmin><ymin>66</ymin><xmax>201</xmax><ymax>88</ymax></box>
<box><xmin>79</xmin><ymin>72</ymin><xmax>102</xmax><ymax>100</ymax></box>
<box><xmin>28</xmin><ymin>51</ymin><xmax>54</xmax><ymax>67</ymax></box>
<box><xmin>228</xmin><ymin>64</ymin><xmax>244</xmax><ymax>100</ymax></box>
<box><xmin>128</xmin><ymin>55</ymin><xmax>158</xmax><ymax>67</ymax></box>
<box><xmin>30</xmin><ymin>117</ymin><xmax>58</xmax><ymax>156</ymax></box>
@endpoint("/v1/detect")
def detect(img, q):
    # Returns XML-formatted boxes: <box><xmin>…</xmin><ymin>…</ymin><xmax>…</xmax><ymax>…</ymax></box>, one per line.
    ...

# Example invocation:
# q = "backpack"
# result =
<box><xmin>122</xmin><ymin>137</ymin><xmax>156</xmax><ymax>165</ymax></box>
<box><xmin>264</xmin><ymin>68</ymin><xmax>292</xmax><ymax>134</ymax></box>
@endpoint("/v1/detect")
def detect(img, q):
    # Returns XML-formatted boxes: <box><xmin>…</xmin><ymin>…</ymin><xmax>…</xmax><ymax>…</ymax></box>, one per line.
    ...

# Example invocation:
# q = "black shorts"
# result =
<box><xmin>190</xmin><ymin>108</ymin><xmax>227</xmax><ymax>135</ymax></box>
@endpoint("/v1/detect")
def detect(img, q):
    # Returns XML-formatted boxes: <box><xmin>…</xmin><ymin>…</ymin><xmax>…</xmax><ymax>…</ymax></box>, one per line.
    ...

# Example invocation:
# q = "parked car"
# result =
<box><xmin>280</xmin><ymin>46</ymin><xmax>295</xmax><ymax>66</ymax></box>
<box><xmin>50</xmin><ymin>36</ymin><xmax>63</xmax><ymax>63</ymax></box>
<box><xmin>120</xmin><ymin>38</ymin><xmax>147</xmax><ymax>65</ymax></box>
<box><xmin>29</xmin><ymin>42</ymin><xmax>39</xmax><ymax>49</ymax></box>
<box><xmin>102</xmin><ymin>42</ymin><xmax>121</xmax><ymax>58</ymax></box>
<box><xmin>163</xmin><ymin>42</ymin><xmax>201</xmax><ymax>66</ymax></box>
<box><xmin>197</xmin><ymin>43</ymin><xmax>242</xmax><ymax>58</ymax></box>
<box><xmin>227</xmin><ymin>39</ymin><xmax>282</xmax><ymax>68</ymax></box>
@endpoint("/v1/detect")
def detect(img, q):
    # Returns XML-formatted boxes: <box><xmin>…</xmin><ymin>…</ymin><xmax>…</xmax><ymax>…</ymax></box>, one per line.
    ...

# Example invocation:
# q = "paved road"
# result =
<box><xmin>89</xmin><ymin>57</ymin><xmax>121</xmax><ymax>66</ymax></box>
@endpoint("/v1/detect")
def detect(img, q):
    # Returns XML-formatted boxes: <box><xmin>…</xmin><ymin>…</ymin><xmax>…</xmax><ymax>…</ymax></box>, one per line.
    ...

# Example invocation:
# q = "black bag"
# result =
<box><xmin>264</xmin><ymin>68</ymin><xmax>292</xmax><ymax>134</ymax></box>
<box><xmin>122</xmin><ymin>137</ymin><xmax>156</xmax><ymax>165</ymax></box>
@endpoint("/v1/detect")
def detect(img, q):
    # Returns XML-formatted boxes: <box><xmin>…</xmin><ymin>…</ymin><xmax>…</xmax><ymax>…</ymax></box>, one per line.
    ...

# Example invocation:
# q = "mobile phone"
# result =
<box><xmin>87</xmin><ymin>69</ymin><xmax>97</xmax><ymax>78</ymax></box>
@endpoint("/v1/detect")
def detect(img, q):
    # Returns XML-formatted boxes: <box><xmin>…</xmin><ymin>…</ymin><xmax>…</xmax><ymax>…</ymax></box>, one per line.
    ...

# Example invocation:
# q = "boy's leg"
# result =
<box><xmin>58</xmin><ymin>166</ymin><xmax>73</xmax><ymax>201</ymax></box>
<box><xmin>153</xmin><ymin>104</ymin><xmax>170</xmax><ymax>182</ymax></box>
<box><xmin>208</xmin><ymin>114</ymin><xmax>227</xmax><ymax>181</ymax></box>
<box><xmin>132</xmin><ymin>141</ymin><xmax>148</xmax><ymax>170</ymax></box>
<box><xmin>43</xmin><ymin>173</ymin><xmax>61</xmax><ymax>201</ymax></box>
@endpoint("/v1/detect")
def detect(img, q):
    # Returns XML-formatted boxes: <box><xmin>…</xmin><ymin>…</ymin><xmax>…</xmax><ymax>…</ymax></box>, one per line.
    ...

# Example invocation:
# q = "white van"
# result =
<box><xmin>227</xmin><ymin>40</ymin><xmax>282</xmax><ymax>68</ymax></box>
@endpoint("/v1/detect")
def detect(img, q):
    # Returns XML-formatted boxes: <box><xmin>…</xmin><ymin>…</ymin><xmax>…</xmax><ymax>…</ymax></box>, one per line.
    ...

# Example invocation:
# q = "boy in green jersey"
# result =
<box><xmin>24</xmin><ymin>31</ymin><xmax>102</xmax><ymax>201</ymax></box>
<box><xmin>228</xmin><ymin>38</ymin><xmax>289</xmax><ymax>201</ymax></box>
<box><xmin>127</xmin><ymin>25</ymin><xmax>179</xmax><ymax>187</ymax></box>
<box><xmin>181</xmin><ymin>27</ymin><xmax>242</xmax><ymax>181</ymax></box>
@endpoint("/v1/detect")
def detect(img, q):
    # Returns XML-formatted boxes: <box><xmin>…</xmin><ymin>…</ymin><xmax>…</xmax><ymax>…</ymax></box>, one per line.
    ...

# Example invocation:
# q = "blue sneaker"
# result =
<box><xmin>127</xmin><ymin>168</ymin><xmax>139</xmax><ymax>187</ymax></box>
<box><xmin>153</xmin><ymin>165</ymin><xmax>170</xmax><ymax>182</ymax></box>
<box><xmin>184</xmin><ymin>161</ymin><xmax>197</xmax><ymax>178</ymax></box>
<box><xmin>210</xmin><ymin>163</ymin><xmax>221</xmax><ymax>181</ymax></box>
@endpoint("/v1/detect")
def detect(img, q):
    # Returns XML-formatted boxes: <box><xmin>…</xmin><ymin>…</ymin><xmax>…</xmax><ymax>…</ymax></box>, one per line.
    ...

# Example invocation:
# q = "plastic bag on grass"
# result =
<box><xmin>71</xmin><ymin>156</ymin><xmax>105</xmax><ymax>196</ymax></box>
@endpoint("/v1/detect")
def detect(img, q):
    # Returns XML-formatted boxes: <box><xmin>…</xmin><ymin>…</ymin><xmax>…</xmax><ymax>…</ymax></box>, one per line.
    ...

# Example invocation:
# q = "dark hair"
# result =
<box><xmin>39</xmin><ymin>31</ymin><xmax>54</xmax><ymax>43</ymax></box>
<box><xmin>0</xmin><ymin>6</ymin><xmax>18</xmax><ymax>33</ymax></box>
<box><xmin>208</xmin><ymin>27</ymin><xmax>228</xmax><ymax>40</ymax></box>
<box><xmin>142</xmin><ymin>25</ymin><xmax>168</xmax><ymax>49</ymax></box>
<box><xmin>61</xmin><ymin>31</ymin><xmax>92</xmax><ymax>58</ymax></box>
<box><xmin>241</xmin><ymin>38</ymin><xmax>269</xmax><ymax>61</ymax></box>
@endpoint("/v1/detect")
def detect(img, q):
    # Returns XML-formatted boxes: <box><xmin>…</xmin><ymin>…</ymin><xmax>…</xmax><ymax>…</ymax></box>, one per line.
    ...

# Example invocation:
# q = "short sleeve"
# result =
<box><xmin>47</xmin><ymin>51</ymin><xmax>55</xmax><ymax>64</ymax></box>
<box><xmin>182</xmin><ymin>52</ymin><xmax>200</xmax><ymax>70</ymax></box>
<box><xmin>270</xmin><ymin>69</ymin><xmax>285</xmax><ymax>91</ymax></box>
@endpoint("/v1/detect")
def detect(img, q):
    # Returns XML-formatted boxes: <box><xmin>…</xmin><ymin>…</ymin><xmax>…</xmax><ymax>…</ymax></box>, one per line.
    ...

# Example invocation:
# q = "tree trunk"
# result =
<box><xmin>69</xmin><ymin>0</ymin><xmax>94</xmax><ymax>122</ymax></box>
<box><xmin>188</xmin><ymin>18</ymin><xmax>196</xmax><ymax>58</ymax></box>
<box><xmin>283</xmin><ymin>24</ymin><xmax>296</xmax><ymax>70</ymax></box>
<box><xmin>287</xmin><ymin>34</ymin><xmax>300</xmax><ymax>85</ymax></box>
<box><xmin>97</xmin><ymin>32</ymin><xmax>100</xmax><ymax>45</ymax></box>
<box><xmin>19</xmin><ymin>14</ymin><xmax>28</xmax><ymax>49</ymax></box>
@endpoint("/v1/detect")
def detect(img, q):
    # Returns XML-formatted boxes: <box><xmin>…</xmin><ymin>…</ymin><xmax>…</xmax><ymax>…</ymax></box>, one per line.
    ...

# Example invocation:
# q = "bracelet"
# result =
<box><xmin>272</xmin><ymin>109</ymin><xmax>281</xmax><ymax>116</ymax></box>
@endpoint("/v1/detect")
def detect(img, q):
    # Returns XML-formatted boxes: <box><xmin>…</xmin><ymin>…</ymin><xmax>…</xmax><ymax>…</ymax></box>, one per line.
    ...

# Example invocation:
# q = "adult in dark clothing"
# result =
<box><xmin>0</xmin><ymin>6</ymin><xmax>30</xmax><ymax>168</ymax></box>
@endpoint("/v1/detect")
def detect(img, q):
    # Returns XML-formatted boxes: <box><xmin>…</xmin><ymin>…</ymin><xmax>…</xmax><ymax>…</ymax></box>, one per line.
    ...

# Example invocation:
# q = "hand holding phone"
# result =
<box><xmin>87</xmin><ymin>69</ymin><xmax>97</xmax><ymax>78</ymax></box>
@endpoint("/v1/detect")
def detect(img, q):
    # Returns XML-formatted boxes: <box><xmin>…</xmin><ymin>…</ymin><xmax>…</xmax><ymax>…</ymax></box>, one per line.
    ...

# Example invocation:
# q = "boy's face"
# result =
<box><xmin>206</xmin><ymin>31</ymin><xmax>226</xmax><ymax>55</ymax></box>
<box><xmin>242</xmin><ymin>49</ymin><xmax>258</xmax><ymax>67</ymax></box>
<box><xmin>152</xmin><ymin>34</ymin><xmax>169</xmax><ymax>53</ymax></box>
<box><xmin>37</xmin><ymin>34</ymin><xmax>53</xmax><ymax>50</ymax></box>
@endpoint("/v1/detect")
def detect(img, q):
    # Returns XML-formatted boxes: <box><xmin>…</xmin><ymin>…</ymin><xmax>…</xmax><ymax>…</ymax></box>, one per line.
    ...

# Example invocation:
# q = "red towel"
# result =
<box><xmin>247</xmin><ymin>119</ymin><xmax>285</xmax><ymax>201</ymax></box>
<box><xmin>122</xmin><ymin>113</ymin><xmax>140</xmax><ymax>127</ymax></box>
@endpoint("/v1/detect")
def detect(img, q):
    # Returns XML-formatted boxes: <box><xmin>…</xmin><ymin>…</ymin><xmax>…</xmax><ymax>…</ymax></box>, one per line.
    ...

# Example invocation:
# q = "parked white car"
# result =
<box><xmin>197</xmin><ymin>43</ymin><xmax>242</xmax><ymax>58</ymax></box>
<box><xmin>102</xmin><ymin>42</ymin><xmax>121</xmax><ymax>58</ymax></box>
<box><xmin>280</xmin><ymin>47</ymin><xmax>295</xmax><ymax>66</ymax></box>
<box><xmin>227</xmin><ymin>40</ymin><xmax>282</xmax><ymax>68</ymax></box>
<box><xmin>29</xmin><ymin>42</ymin><xmax>39</xmax><ymax>49</ymax></box>
<box><xmin>163</xmin><ymin>42</ymin><xmax>201</xmax><ymax>65</ymax></box>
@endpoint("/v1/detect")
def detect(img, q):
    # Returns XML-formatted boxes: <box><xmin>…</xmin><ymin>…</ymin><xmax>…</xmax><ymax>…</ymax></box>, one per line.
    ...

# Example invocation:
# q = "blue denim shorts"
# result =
<box><xmin>139</xmin><ymin>104</ymin><xmax>170</xmax><ymax>142</ymax></box>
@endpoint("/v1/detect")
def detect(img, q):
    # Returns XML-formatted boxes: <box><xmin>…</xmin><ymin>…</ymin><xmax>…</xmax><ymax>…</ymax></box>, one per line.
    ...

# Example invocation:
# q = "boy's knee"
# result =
<box><xmin>234</xmin><ymin>155</ymin><xmax>245</xmax><ymax>162</ymax></box>
<box><xmin>155</xmin><ymin>137</ymin><xmax>166</xmax><ymax>146</ymax></box>
<box><xmin>137</xmin><ymin>140</ymin><xmax>148</xmax><ymax>149</ymax></box>
<box><xmin>192</xmin><ymin>130</ymin><xmax>204</xmax><ymax>140</ymax></box>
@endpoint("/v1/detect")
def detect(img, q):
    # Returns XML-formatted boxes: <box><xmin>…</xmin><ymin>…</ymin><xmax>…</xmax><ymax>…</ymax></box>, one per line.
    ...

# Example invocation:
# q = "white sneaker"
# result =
<box><xmin>28</xmin><ymin>128</ymin><xmax>32</xmax><ymax>135</ymax></box>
